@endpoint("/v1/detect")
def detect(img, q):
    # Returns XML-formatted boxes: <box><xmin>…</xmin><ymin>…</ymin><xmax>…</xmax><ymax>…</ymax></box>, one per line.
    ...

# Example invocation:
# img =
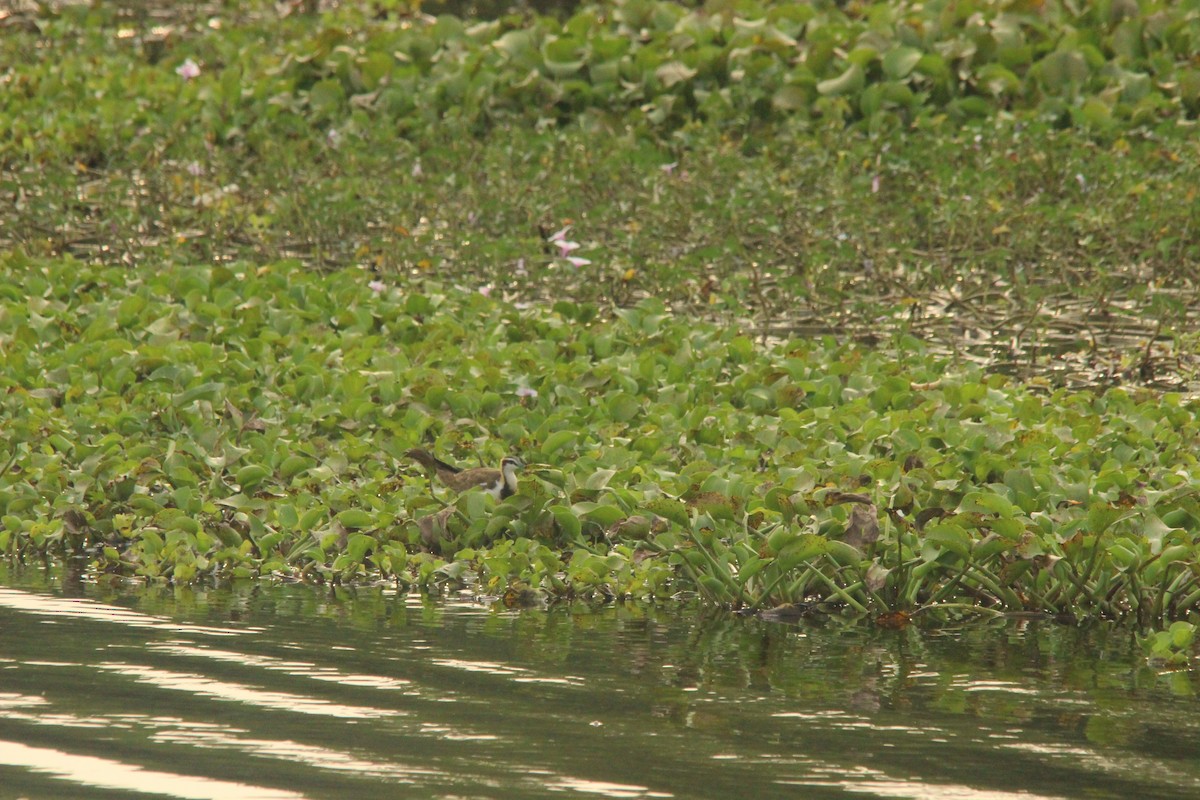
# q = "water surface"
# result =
<box><xmin>1</xmin><ymin>565</ymin><xmax>1197</xmax><ymax>799</ymax></box>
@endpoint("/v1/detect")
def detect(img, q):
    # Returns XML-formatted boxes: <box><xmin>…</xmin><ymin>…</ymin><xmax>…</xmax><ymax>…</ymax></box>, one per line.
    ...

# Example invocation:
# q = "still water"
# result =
<box><xmin>1</xmin><ymin>565</ymin><xmax>1198</xmax><ymax>800</ymax></box>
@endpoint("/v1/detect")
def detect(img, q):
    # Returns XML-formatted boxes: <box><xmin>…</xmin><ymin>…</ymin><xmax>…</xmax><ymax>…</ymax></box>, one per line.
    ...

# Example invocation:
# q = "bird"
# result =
<box><xmin>406</xmin><ymin>449</ymin><xmax>524</xmax><ymax>500</ymax></box>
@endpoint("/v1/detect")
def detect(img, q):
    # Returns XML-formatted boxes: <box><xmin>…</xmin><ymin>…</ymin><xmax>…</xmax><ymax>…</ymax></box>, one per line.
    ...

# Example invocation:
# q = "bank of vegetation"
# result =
<box><xmin>2</xmin><ymin>1</ymin><xmax>1199</xmax><ymax>642</ymax></box>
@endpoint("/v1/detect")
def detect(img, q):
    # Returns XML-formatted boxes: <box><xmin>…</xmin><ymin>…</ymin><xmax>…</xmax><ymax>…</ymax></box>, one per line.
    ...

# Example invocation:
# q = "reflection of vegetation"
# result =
<box><xmin>1142</xmin><ymin>621</ymin><xmax>1198</xmax><ymax>669</ymax></box>
<box><xmin>2</xmin><ymin>2</ymin><xmax>1200</xmax><ymax>632</ymax></box>
<box><xmin>15</xmin><ymin>563</ymin><xmax>1185</xmax><ymax>705</ymax></box>
<box><xmin>6</xmin><ymin>564</ymin><xmax>1199</xmax><ymax>797</ymax></box>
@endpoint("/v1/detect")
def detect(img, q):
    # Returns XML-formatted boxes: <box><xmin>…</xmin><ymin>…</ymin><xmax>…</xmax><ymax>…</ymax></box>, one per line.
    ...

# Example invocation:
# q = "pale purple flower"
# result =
<box><xmin>515</xmin><ymin>257</ymin><xmax>527</xmax><ymax>276</ymax></box>
<box><xmin>516</xmin><ymin>386</ymin><xmax>538</xmax><ymax>398</ymax></box>
<box><xmin>185</xmin><ymin>161</ymin><xmax>203</xmax><ymax>176</ymax></box>
<box><xmin>661</xmin><ymin>161</ymin><xmax>678</xmax><ymax>175</ymax></box>
<box><xmin>550</xmin><ymin>225</ymin><xmax>594</xmax><ymax>267</ymax></box>
<box><xmin>1075</xmin><ymin>173</ymin><xmax>1087</xmax><ymax>192</ymax></box>
<box><xmin>411</xmin><ymin>160</ymin><xmax>423</xmax><ymax>178</ymax></box>
<box><xmin>368</xmin><ymin>280</ymin><xmax>386</xmax><ymax>293</ymax></box>
<box><xmin>548</xmin><ymin>226</ymin><xmax>581</xmax><ymax>257</ymax></box>
<box><xmin>871</xmin><ymin>175</ymin><xmax>881</xmax><ymax>194</ymax></box>
<box><xmin>478</xmin><ymin>285</ymin><xmax>492</xmax><ymax>297</ymax></box>
<box><xmin>176</xmin><ymin>58</ymin><xmax>201</xmax><ymax>80</ymax></box>
<box><xmin>326</xmin><ymin>128</ymin><xmax>341</xmax><ymax>148</ymax></box>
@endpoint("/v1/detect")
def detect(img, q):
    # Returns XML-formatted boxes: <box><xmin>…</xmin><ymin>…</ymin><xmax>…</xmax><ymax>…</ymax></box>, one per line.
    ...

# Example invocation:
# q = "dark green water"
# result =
<box><xmin>1</xmin><ymin>565</ymin><xmax>1198</xmax><ymax>799</ymax></box>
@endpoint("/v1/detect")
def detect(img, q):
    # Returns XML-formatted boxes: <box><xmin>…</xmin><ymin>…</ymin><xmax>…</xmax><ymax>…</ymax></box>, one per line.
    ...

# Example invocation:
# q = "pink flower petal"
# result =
<box><xmin>566</xmin><ymin>256</ymin><xmax>591</xmax><ymax>268</ymax></box>
<box><xmin>176</xmin><ymin>59</ymin><xmax>201</xmax><ymax>80</ymax></box>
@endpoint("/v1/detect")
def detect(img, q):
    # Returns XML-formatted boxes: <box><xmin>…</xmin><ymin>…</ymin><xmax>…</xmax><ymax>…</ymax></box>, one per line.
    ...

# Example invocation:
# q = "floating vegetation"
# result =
<box><xmin>1</xmin><ymin>257</ymin><xmax>1199</xmax><ymax>627</ymax></box>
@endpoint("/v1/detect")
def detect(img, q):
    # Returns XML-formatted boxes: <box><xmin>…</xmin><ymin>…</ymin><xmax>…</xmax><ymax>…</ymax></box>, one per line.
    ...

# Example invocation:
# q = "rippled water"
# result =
<box><xmin>1</xmin><ymin>565</ymin><xmax>1198</xmax><ymax>799</ymax></box>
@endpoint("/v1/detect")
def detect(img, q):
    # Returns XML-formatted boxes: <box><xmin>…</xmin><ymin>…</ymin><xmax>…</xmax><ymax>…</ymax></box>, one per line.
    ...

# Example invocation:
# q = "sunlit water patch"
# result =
<box><xmin>0</xmin><ymin>740</ymin><xmax>306</xmax><ymax>800</ymax></box>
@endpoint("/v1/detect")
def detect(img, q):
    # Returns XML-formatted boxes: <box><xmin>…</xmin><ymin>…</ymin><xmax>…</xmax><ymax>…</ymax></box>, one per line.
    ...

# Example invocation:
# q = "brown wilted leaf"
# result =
<box><xmin>417</xmin><ymin>506</ymin><xmax>455</xmax><ymax>549</ymax></box>
<box><xmin>631</xmin><ymin>548</ymin><xmax>657</xmax><ymax>565</ymax></box>
<box><xmin>61</xmin><ymin>508</ymin><xmax>89</xmax><ymax>536</ymax></box>
<box><xmin>842</xmin><ymin>503</ymin><xmax>880</xmax><ymax>551</ymax></box>
<box><xmin>914</xmin><ymin>507</ymin><xmax>948</xmax><ymax>530</ymax></box>
<box><xmin>502</xmin><ymin>584</ymin><xmax>541</xmax><ymax>608</ymax></box>
<box><xmin>874</xmin><ymin>611</ymin><xmax>911</xmax><ymax>629</ymax></box>
<box><xmin>608</xmin><ymin>514</ymin><xmax>653</xmax><ymax>540</ymax></box>
<box><xmin>826</xmin><ymin>491</ymin><xmax>873</xmax><ymax>506</ymax></box>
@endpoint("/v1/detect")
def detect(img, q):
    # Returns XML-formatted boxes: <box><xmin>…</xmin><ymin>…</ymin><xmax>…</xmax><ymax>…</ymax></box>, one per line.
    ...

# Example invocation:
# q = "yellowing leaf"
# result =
<box><xmin>655</xmin><ymin>61</ymin><xmax>697</xmax><ymax>88</ymax></box>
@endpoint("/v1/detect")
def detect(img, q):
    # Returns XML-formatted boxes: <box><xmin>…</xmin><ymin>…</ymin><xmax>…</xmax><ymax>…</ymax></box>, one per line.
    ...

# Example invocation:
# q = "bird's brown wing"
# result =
<box><xmin>446</xmin><ymin>466</ymin><xmax>501</xmax><ymax>492</ymax></box>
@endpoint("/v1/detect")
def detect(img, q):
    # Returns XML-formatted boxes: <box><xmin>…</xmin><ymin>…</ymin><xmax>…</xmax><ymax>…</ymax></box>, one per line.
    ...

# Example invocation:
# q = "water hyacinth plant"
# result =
<box><xmin>0</xmin><ymin>255</ymin><xmax>1196</xmax><ymax>629</ymax></box>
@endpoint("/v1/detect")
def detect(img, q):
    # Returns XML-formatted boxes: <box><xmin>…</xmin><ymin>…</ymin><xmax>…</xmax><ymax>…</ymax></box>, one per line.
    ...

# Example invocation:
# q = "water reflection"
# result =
<box><xmin>0</xmin><ymin>565</ymin><xmax>1198</xmax><ymax>799</ymax></box>
<box><xmin>151</xmin><ymin>728</ymin><xmax>445</xmax><ymax>782</ymax></box>
<box><xmin>0</xmin><ymin>740</ymin><xmax>306</xmax><ymax>800</ymax></box>
<box><xmin>146</xmin><ymin>643</ymin><xmax>412</xmax><ymax>690</ymax></box>
<box><xmin>0</xmin><ymin>586</ymin><xmax>257</xmax><ymax>636</ymax></box>
<box><xmin>96</xmin><ymin>663</ymin><xmax>403</xmax><ymax>719</ymax></box>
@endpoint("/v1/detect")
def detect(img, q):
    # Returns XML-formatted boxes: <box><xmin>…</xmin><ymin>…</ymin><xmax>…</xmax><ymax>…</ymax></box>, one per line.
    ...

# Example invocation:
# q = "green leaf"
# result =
<box><xmin>607</xmin><ymin>393</ymin><xmax>640</xmax><ymax>422</ymax></box>
<box><xmin>1035</xmin><ymin>50</ymin><xmax>1090</xmax><ymax>94</ymax></box>
<box><xmin>882</xmin><ymin>47</ymin><xmax>922</xmax><ymax>80</ymax></box>
<box><xmin>772</xmin><ymin>84</ymin><xmax>810</xmax><ymax>111</ymax></box>
<box><xmin>346</xmin><ymin>533</ymin><xmax>376</xmax><ymax>561</ymax></box>
<box><xmin>817</xmin><ymin>64</ymin><xmax>864</xmax><ymax>97</ymax></box>
<box><xmin>571</xmin><ymin>502</ymin><xmax>625</xmax><ymax>527</ymax></box>
<box><xmin>279</xmin><ymin>455</ymin><xmax>314</xmax><ymax>479</ymax></box>
<box><xmin>959</xmin><ymin>491</ymin><xmax>1016</xmax><ymax>518</ymax></box>
<box><xmin>309</xmin><ymin>78</ymin><xmax>346</xmax><ymax>114</ymax></box>
<box><xmin>584</xmin><ymin>468</ymin><xmax>617</xmax><ymax>491</ymax></box>
<box><xmin>235</xmin><ymin>464</ymin><xmax>271</xmax><ymax>491</ymax></box>
<box><xmin>542</xmin><ymin>430</ymin><xmax>576</xmax><ymax>456</ymax></box>
<box><xmin>644</xmin><ymin>497</ymin><xmax>688</xmax><ymax>527</ymax></box>
<box><xmin>549</xmin><ymin>505</ymin><xmax>582</xmax><ymax>539</ymax></box>
<box><xmin>337</xmin><ymin>509</ymin><xmax>374</xmax><ymax>529</ymax></box>
<box><xmin>176</xmin><ymin>382</ymin><xmax>224</xmax><ymax>406</ymax></box>
<box><xmin>924</xmin><ymin>521</ymin><xmax>971</xmax><ymax>559</ymax></box>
